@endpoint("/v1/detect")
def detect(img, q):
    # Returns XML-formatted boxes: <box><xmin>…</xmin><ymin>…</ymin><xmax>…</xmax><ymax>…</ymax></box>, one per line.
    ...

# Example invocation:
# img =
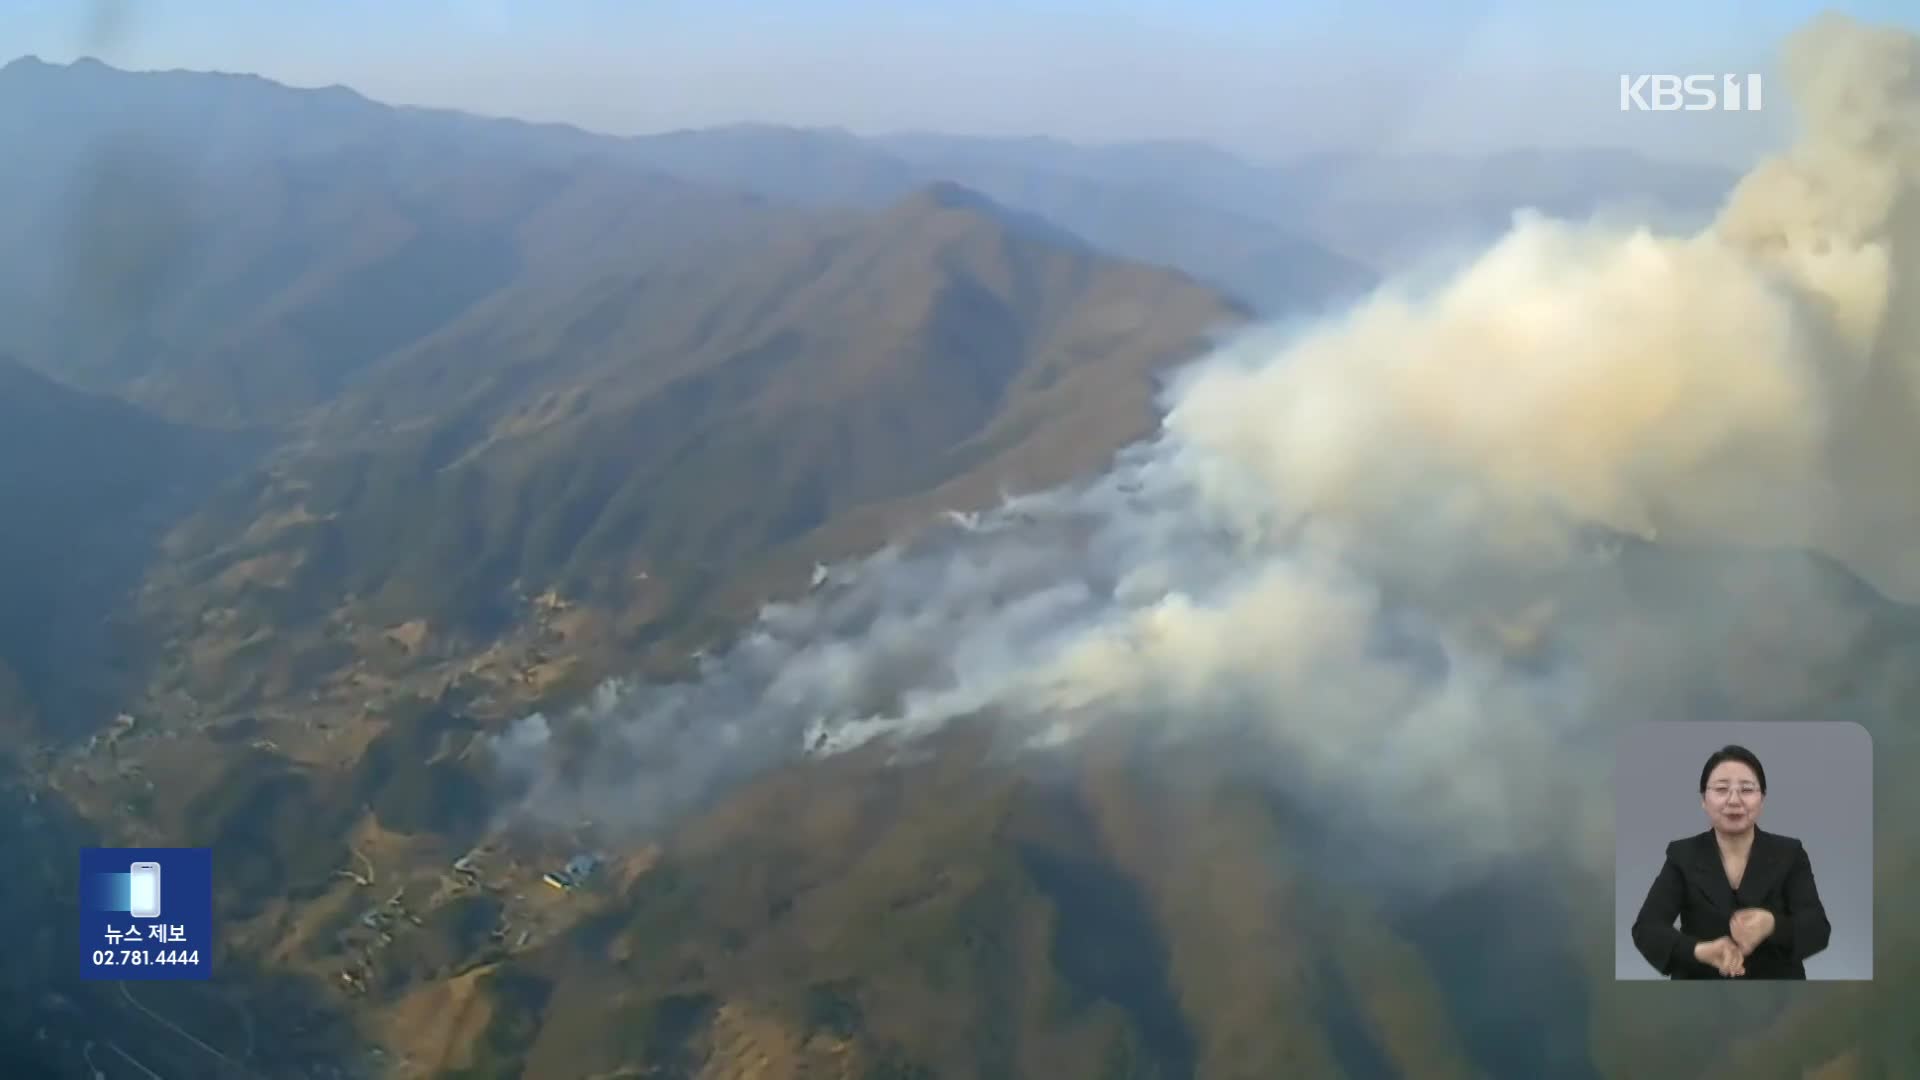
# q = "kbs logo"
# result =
<box><xmin>1619</xmin><ymin>74</ymin><xmax>1764</xmax><ymax>112</ymax></box>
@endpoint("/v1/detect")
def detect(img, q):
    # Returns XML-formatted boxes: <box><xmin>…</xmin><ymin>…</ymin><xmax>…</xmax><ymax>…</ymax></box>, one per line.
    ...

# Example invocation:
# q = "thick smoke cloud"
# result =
<box><xmin>489</xmin><ymin>13</ymin><xmax>1920</xmax><ymax>882</ymax></box>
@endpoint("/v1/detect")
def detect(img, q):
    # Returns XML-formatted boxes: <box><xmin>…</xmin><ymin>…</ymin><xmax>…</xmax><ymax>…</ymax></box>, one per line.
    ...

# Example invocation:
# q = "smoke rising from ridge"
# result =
<box><xmin>489</xmin><ymin>13</ymin><xmax>1920</xmax><ymax>882</ymax></box>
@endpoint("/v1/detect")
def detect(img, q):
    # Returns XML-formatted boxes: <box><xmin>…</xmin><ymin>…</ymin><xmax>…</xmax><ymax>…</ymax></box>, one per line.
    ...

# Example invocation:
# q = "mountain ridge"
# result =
<box><xmin>134</xmin><ymin>176</ymin><xmax>1248</xmax><ymax>715</ymax></box>
<box><xmin>5</xmin><ymin>52</ymin><xmax>1735</xmax><ymax>346</ymax></box>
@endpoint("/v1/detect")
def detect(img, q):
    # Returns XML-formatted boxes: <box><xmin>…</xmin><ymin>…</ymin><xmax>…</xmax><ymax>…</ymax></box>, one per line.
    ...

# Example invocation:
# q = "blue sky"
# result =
<box><xmin>5</xmin><ymin>1</ymin><xmax>1916</xmax><ymax>164</ymax></box>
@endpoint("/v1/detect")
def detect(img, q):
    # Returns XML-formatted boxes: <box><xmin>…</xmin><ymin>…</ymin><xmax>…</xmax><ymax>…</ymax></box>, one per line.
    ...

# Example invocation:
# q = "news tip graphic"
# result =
<box><xmin>79</xmin><ymin>847</ymin><xmax>212</xmax><ymax>981</ymax></box>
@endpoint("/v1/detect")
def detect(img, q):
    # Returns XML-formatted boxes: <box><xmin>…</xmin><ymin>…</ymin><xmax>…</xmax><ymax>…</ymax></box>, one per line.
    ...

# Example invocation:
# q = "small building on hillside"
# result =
<box><xmin>542</xmin><ymin>852</ymin><xmax>604</xmax><ymax>893</ymax></box>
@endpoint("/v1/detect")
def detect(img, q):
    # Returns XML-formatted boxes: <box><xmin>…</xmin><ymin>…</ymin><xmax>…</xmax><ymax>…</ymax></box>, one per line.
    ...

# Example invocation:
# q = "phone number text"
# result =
<box><xmin>89</xmin><ymin>949</ymin><xmax>200</xmax><ymax>966</ymax></box>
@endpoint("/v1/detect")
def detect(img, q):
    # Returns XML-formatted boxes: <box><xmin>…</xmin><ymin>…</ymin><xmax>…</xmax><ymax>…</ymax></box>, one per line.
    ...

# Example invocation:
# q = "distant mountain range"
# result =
<box><xmin>0</xmin><ymin>54</ymin><xmax>1739</xmax><ymax>417</ymax></box>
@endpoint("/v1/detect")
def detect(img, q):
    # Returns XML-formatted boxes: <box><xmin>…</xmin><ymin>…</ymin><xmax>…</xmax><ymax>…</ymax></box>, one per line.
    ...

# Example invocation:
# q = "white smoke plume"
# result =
<box><xmin>488</xmin><ymin>13</ymin><xmax>1920</xmax><ymax>880</ymax></box>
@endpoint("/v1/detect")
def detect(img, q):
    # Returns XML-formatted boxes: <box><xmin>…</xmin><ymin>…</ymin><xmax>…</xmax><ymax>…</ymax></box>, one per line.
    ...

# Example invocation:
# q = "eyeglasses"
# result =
<box><xmin>1706</xmin><ymin>785</ymin><xmax>1762</xmax><ymax>799</ymax></box>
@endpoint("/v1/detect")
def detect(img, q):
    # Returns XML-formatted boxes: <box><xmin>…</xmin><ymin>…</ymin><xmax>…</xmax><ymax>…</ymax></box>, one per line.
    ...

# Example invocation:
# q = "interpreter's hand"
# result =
<box><xmin>1730</xmin><ymin>908</ymin><xmax>1776</xmax><ymax>955</ymax></box>
<box><xmin>1694</xmin><ymin>936</ymin><xmax>1746</xmax><ymax>977</ymax></box>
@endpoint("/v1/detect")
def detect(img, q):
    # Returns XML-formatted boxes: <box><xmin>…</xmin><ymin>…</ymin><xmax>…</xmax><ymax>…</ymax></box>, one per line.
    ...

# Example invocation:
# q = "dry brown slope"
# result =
<box><xmin>137</xmin><ymin>182</ymin><xmax>1248</xmax><ymax>714</ymax></box>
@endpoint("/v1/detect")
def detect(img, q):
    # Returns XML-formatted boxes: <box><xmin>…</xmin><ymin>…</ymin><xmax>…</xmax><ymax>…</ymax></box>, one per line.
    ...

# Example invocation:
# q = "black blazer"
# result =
<box><xmin>1631</xmin><ymin>827</ymin><xmax>1831</xmax><ymax>979</ymax></box>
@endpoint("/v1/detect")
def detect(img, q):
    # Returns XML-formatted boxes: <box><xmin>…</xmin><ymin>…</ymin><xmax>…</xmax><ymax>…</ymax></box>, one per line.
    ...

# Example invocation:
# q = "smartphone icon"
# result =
<box><xmin>129</xmin><ymin>862</ymin><xmax>162</xmax><ymax>919</ymax></box>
